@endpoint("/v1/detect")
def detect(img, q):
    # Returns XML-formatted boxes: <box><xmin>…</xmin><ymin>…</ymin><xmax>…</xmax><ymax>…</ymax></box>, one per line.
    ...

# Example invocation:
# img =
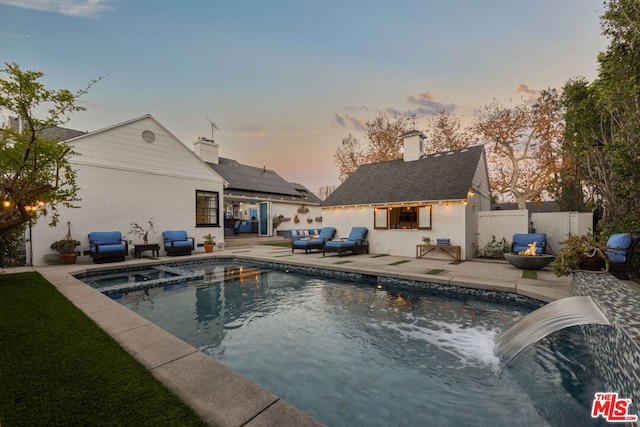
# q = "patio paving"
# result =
<box><xmin>9</xmin><ymin>245</ymin><xmax>622</xmax><ymax>426</ymax></box>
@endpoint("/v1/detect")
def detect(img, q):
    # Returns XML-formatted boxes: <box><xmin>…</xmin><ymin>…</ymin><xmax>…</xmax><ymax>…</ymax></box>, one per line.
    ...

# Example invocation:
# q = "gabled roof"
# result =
<box><xmin>321</xmin><ymin>145</ymin><xmax>485</xmax><ymax>207</ymax></box>
<box><xmin>207</xmin><ymin>158</ymin><xmax>321</xmax><ymax>203</ymax></box>
<box><xmin>8</xmin><ymin>117</ymin><xmax>86</xmax><ymax>140</ymax></box>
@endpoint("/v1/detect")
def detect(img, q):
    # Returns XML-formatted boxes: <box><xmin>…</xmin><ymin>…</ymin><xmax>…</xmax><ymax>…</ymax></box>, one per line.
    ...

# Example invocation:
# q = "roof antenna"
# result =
<box><xmin>205</xmin><ymin>116</ymin><xmax>219</xmax><ymax>141</ymax></box>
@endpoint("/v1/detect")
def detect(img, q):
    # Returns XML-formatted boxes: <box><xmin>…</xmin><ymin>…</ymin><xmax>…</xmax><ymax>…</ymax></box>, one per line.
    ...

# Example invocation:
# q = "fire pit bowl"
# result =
<box><xmin>503</xmin><ymin>252</ymin><xmax>555</xmax><ymax>270</ymax></box>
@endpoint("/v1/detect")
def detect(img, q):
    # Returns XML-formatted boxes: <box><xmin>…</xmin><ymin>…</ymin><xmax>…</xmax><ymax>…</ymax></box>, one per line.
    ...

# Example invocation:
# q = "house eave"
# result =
<box><xmin>321</xmin><ymin>198</ymin><xmax>468</xmax><ymax>209</ymax></box>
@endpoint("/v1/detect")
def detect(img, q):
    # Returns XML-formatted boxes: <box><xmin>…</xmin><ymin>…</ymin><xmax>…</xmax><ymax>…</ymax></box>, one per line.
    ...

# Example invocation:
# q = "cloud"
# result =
<box><xmin>233</xmin><ymin>126</ymin><xmax>267</xmax><ymax>138</ymax></box>
<box><xmin>343</xmin><ymin>105</ymin><xmax>374</xmax><ymax>112</ymax></box>
<box><xmin>406</xmin><ymin>91</ymin><xmax>454</xmax><ymax>116</ymax></box>
<box><xmin>333</xmin><ymin>114</ymin><xmax>365</xmax><ymax>131</ymax></box>
<box><xmin>406</xmin><ymin>91</ymin><xmax>435</xmax><ymax>105</ymax></box>
<box><xmin>0</xmin><ymin>0</ymin><xmax>112</xmax><ymax>18</ymax></box>
<box><xmin>0</xmin><ymin>31</ymin><xmax>31</xmax><ymax>38</ymax></box>
<box><xmin>334</xmin><ymin>92</ymin><xmax>457</xmax><ymax>132</ymax></box>
<box><xmin>514</xmin><ymin>83</ymin><xmax>540</xmax><ymax>101</ymax></box>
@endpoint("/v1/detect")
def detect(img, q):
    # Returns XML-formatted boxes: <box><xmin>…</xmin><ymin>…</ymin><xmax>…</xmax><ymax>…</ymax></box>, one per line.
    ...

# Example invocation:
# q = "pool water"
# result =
<box><xmin>79</xmin><ymin>268</ymin><xmax>180</xmax><ymax>289</ymax></box>
<box><xmin>111</xmin><ymin>262</ymin><xmax>606</xmax><ymax>426</ymax></box>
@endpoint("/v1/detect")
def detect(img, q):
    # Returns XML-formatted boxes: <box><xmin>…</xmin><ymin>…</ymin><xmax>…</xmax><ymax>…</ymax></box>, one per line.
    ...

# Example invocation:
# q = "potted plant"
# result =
<box><xmin>422</xmin><ymin>236</ymin><xmax>432</xmax><ymax>244</ymax></box>
<box><xmin>272</xmin><ymin>214</ymin><xmax>284</xmax><ymax>231</ymax></box>
<box><xmin>127</xmin><ymin>218</ymin><xmax>155</xmax><ymax>244</ymax></box>
<box><xmin>203</xmin><ymin>233</ymin><xmax>216</xmax><ymax>253</ymax></box>
<box><xmin>553</xmin><ymin>234</ymin><xmax>609</xmax><ymax>277</ymax></box>
<box><xmin>51</xmin><ymin>221</ymin><xmax>81</xmax><ymax>264</ymax></box>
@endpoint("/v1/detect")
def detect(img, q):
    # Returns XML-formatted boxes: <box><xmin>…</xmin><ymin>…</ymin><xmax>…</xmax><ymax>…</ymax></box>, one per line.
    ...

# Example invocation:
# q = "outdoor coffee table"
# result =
<box><xmin>134</xmin><ymin>243</ymin><xmax>160</xmax><ymax>259</ymax></box>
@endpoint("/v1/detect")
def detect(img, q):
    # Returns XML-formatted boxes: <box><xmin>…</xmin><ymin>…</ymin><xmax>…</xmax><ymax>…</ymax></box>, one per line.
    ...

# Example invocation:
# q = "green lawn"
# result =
<box><xmin>0</xmin><ymin>272</ymin><xmax>207</xmax><ymax>426</ymax></box>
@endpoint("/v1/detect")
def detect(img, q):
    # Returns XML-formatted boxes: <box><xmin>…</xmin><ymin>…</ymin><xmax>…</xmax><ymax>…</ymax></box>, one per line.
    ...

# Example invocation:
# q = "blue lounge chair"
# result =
<box><xmin>292</xmin><ymin>227</ymin><xmax>336</xmax><ymax>254</ymax></box>
<box><xmin>606</xmin><ymin>233</ymin><xmax>639</xmax><ymax>279</ymax></box>
<box><xmin>163</xmin><ymin>230</ymin><xmax>195</xmax><ymax>256</ymax></box>
<box><xmin>323</xmin><ymin>227</ymin><xmax>369</xmax><ymax>257</ymax></box>
<box><xmin>88</xmin><ymin>231</ymin><xmax>128</xmax><ymax>263</ymax></box>
<box><xmin>512</xmin><ymin>233</ymin><xmax>547</xmax><ymax>254</ymax></box>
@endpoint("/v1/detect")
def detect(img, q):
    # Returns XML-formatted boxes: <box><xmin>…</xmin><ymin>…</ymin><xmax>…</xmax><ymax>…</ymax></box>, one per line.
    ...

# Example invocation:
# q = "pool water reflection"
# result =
<box><xmin>98</xmin><ymin>261</ymin><xmax>606</xmax><ymax>426</ymax></box>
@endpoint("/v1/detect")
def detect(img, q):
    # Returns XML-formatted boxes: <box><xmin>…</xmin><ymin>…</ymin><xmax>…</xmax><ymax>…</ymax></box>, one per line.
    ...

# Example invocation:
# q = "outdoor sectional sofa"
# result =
<box><xmin>233</xmin><ymin>220</ymin><xmax>258</xmax><ymax>234</ymax></box>
<box><xmin>291</xmin><ymin>227</ymin><xmax>336</xmax><ymax>254</ymax></box>
<box><xmin>88</xmin><ymin>231</ymin><xmax>129</xmax><ymax>263</ymax></box>
<box><xmin>163</xmin><ymin>230</ymin><xmax>195</xmax><ymax>256</ymax></box>
<box><xmin>323</xmin><ymin>227</ymin><xmax>369</xmax><ymax>257</ymax></box>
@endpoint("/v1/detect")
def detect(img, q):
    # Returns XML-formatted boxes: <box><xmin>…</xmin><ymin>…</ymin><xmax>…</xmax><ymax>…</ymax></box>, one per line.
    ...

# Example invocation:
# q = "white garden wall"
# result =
<box><xmin>477</xmin><ymin>210</ymin><xmax>529</xmax><ymax>252</ymax></box>
<box><xmin>477</xmin><ymin>210</ymin><xmax>593</xmax><ymax>256</ymax></box>
<box><xmin>530</xmin><ymin>212</ymin><xmax>593</xmax><ymax>254</ymax></box>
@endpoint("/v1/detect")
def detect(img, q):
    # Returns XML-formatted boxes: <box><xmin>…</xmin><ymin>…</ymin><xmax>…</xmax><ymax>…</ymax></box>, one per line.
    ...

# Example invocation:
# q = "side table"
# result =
<box><xmin>134</xmin><ymin>243</ymin><xmax>160</xmax><ymax>259</ymax></box>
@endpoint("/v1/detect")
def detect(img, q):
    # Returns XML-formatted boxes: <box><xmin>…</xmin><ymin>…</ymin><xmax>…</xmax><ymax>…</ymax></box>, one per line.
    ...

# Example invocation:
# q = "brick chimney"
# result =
<box><xmin>193</xmin><ymin>137</ymin><xmax>219</xmax><ymax>164</ymax></box>
<box><xmin>400</xmin><ymin>130</ymin><xmax>426</xmax><ymax>162</ymax></box>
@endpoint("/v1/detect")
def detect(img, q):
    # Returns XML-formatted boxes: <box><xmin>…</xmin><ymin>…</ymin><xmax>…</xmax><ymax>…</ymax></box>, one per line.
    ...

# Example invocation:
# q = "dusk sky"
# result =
<box><xmin>1</xmin><ymin>0</ymin><xmax>607</xmax><ymax>193</ymax></box>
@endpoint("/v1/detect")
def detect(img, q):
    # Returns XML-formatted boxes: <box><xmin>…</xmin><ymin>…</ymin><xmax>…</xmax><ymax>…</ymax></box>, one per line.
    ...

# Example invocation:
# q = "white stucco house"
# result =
<box><xmin>320</xmin><ymin>131</ymin><xmax>491</xmax><ymax>260</ymax></box>
<box><xmin>192</xmin><ymin>137</ymin><xmax>322</xmax><ymax>237</ymax></box>
<box><xmin>27</xmin><ymin>114</ymin><xmax>225</xmax><ymax>266</ymax></box>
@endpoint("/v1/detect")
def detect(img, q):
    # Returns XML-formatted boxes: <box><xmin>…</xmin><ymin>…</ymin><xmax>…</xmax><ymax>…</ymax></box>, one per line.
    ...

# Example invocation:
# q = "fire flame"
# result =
<box><xmin>518</xmin><ymin>242</ymin><xmax>538</xmax><ymax>256</ymax></box>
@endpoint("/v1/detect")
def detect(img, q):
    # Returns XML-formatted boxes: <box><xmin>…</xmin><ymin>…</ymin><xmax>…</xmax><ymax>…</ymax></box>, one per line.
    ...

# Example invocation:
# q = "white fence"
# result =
<box><xmin>477</xmin><ymin>210</ymin><xmax>593</xmax><ymax>255</ymax></box>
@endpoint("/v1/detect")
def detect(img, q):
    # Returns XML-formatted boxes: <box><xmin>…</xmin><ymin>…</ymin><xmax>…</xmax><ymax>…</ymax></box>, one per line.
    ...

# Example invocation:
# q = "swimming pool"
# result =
<box><xmin>80</xmin><ymin>260</ymin><xmax>606</xmax><ymax>426</ymax></box>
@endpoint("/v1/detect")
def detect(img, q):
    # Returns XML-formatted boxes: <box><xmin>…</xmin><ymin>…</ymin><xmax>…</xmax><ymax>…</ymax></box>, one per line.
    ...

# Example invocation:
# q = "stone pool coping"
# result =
<box><xmin>9</xmin><ymin>246</ymin><xmax>608</xmax><ymax>426</ymax></box>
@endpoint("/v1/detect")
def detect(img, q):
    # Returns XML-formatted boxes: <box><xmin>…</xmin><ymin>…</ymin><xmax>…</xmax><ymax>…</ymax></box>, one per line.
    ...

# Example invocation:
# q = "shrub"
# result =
<box><xmin>476</xmin><ymin>236</ymin><xmax>511</xmax><ymax>259</ymax></box>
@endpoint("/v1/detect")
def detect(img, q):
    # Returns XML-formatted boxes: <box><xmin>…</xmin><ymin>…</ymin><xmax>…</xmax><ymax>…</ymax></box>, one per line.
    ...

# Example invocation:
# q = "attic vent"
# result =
<box><xmin>142</xmin><ymin>130</ymin><xmax>156</xmax><ymax>143</ymax></box>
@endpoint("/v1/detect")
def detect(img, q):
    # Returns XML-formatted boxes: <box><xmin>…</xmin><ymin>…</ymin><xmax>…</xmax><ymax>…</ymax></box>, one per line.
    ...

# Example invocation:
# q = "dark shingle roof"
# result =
<box><xmin>492</xmin><ymin>201</ymin><xmax>560</xmax><ymax>212</ymax></box>
<box><xmin>8</xmin><ymin>117</ymin><xmax>86</xmax><ymax>141</ymax></box>
<box><xmin>321</xmin><ymin>145</ymin><xmax>485</xmax><ymax>207</ymax></box>
<box><xmin>208</xmin><ymin>158</ymin><xmax>321</xmax><ymax>203</ymax></box>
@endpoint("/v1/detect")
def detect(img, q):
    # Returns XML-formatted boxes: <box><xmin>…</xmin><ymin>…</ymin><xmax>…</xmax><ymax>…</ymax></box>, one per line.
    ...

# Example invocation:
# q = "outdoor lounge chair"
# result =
<box><xmin>606</xmin><ymin>233</ymin><xmax>639</xmax><ymax>280</ymax></box>
<box><xmin>163</xmin><ymin>230</ymin><xmax>195</xmax><ymax>256</ymax></box>
<box><xmin>292</xmin><ymin>227</ymin><xmax>336</xmax><ymax>254</ymax></box>
<box><xmin>511</xmin><ymin>233</ymin><xmax>547</xmax><ymax>254</ymax></box>
<box><xmin>323</xmin><ymin>227</ymin><xmax>369</xmax><ymax>257</ymax></box>
<box><xmin>88</xmin><ymin>231</ymin><xmax>128</xmax><ymax>263</ymax></box>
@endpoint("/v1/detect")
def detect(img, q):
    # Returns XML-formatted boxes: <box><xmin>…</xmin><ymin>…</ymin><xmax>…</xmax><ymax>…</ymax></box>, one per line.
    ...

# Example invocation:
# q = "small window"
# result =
<box><xmin>373</xmin><ymin>205</ymin><xmax>432</xmax><ymax>230</ymax></box>
<box><xmin>196</xmin><ymin>190</ymin><xmax>219</xmax><ymax>226</ymax></box>
<box><xmin>390</xmin><ymin>206</ymin><xmax>417</xmax><ymax>229</ymax></box>
<box><xmin>418</xmin><ymin>206</ymin><xmax>432</xmax><ymax>229</ymax></box>
<box><xmin>374</xmin><ymin>207</ymin><xmax>388</xmax><ymax>229</ymax></box>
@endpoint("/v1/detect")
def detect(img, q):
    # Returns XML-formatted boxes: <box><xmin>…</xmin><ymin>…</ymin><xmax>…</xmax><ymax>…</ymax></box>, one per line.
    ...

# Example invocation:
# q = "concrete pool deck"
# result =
<box><xmin>9</xmin><ymin>245</ymin><xmax>633</xmax><ymax>426</ymax></box>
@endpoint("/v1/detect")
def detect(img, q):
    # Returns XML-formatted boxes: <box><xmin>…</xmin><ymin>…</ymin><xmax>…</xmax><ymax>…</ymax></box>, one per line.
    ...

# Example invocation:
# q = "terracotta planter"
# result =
<box><xmin>204</xmin><ymin>244</ymin><xmax>215</xmax><ymax>253</ymax></box>
<box><xmin>59</xmin><ymin>252</ymin><xmax>78</xmax><ymax>265</ymax></box>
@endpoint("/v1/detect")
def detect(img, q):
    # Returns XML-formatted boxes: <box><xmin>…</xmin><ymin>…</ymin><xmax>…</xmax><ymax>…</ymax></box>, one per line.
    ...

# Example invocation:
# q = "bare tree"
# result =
<box><xmin>315</xmin><ymin>185</ymin><xmax>336</xmax><ymax>200</ymax></box>
<box><xmin>334</xmin><ymin>113</ymin><xmax>410</xmax><ymax>182</ymax></box>
<box><xmin>423</xmin><ymin>109</ymin><xmax>476</xmax><ymax>154</ymax></box>
<box><xmin>474</xmin><ymin>91</ymin><xmax>564</xmax><ymax>209</ymax></box>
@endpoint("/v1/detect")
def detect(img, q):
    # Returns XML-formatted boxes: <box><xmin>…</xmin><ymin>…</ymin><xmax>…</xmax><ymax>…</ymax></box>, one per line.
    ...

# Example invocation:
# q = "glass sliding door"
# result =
<box><xmin>258</xmin><ymin>202</ymin><xmax>271</xmax><ymax>236</ymax></box>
